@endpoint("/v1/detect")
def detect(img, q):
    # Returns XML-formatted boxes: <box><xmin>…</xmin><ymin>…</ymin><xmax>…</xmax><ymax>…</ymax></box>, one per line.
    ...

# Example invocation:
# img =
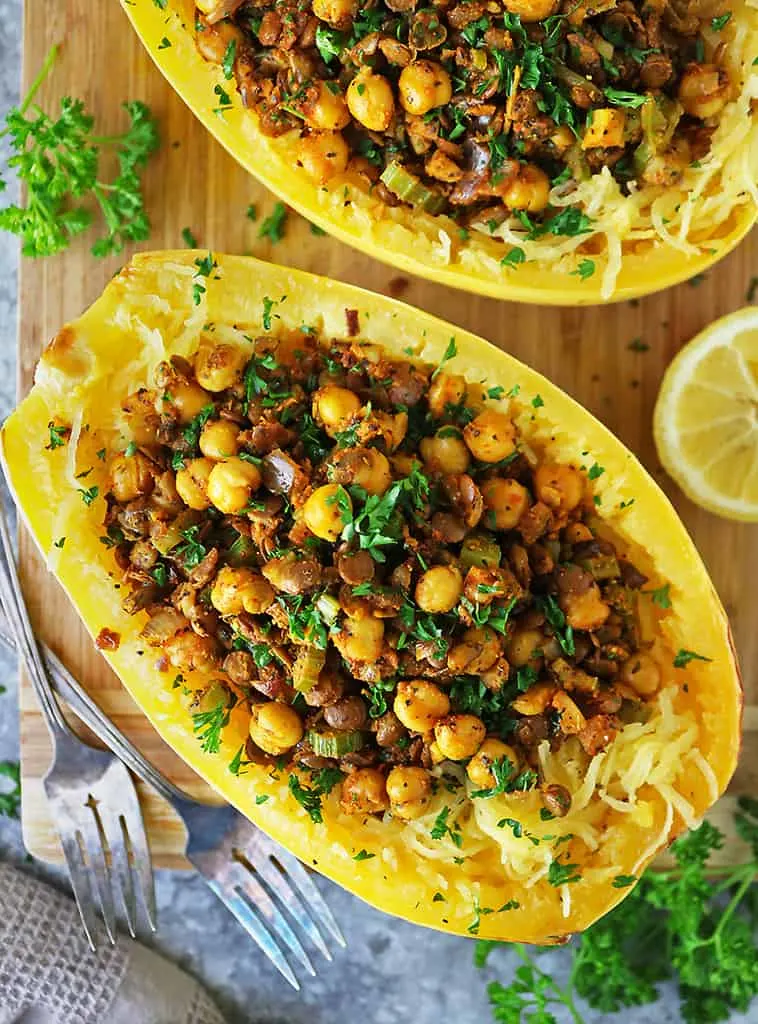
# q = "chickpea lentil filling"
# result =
<box><xmin>195</xmin><ymin>0</ymin><xmax>735</xmax><ymax>236</ymax></box>
<box><xmin>105</xmin><ymin>325</ymin><xmax>662</xmax><ymax>825</ymax></box>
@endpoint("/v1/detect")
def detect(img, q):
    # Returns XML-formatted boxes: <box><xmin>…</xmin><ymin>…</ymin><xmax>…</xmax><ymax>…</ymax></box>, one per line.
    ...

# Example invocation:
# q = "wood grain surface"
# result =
<box><xmin>16</xmin><ymin>1</ymin><xmax>758</xmax><ymax>867</ymax></box>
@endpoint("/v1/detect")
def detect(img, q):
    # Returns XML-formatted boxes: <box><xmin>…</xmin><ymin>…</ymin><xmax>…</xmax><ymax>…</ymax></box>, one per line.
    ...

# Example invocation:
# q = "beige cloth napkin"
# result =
<box><xmin>0</xmin><ymin>862</ymin><xmax>225</xmax><ymax>1024</ymax></box>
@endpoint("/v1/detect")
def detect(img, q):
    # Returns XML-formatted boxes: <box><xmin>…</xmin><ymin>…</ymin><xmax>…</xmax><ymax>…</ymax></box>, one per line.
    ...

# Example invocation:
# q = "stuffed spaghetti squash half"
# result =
<box><xmin>123</xmin><ymin>0</ymin><xmax>758</xmax><ymax>303</ymax></box>
<box><xmin>3</xmin><ymin>251</ymin><xmax>741</xmax><ymax>942</ymax></box>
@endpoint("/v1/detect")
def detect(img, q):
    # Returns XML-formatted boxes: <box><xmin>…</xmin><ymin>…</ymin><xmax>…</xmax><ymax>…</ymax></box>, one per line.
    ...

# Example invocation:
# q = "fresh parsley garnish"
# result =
<box><xmin>430</xmin><ymin>806</ymin><xmax>463</xmax><ymax>848</ymax></box>
<box><xmin>548</xmin><ymin>858</ymin><xmax>582</xmax><ymax>886</ymax></box>
<box><xmin>649</xmin><ymin>583</ymin><xmax>671</xmax><ymax>609</ymax></box>
<box><xmin>191</xmin><ymin>695</ymin><xmax>233</xmax><ymax>754</ymax></box>
<box><xmin>258</xmin><ymin>202</ymin><xmax>288</xmax><ymax>243</ymax></box>
<box><xmin>192</xmin><ymin>252</ymin><xmax>217</xmax><ymax>305</ymax></box>
<box><xmin>673</xmin><ymin>648</ymin><xmax>712</xmax><ymax>668</ymax></box>
<box><xmin>571</xmin><ymin>258</ymin><xmax>595</xmax><ymax>280</ymax></box>
<box><xmin>288</xmin><ymin>768</ymin><xmax>343</xmax><ymax>824</ymax></box>
<box><xmin>77</xmin><ymin>485</ymin><xmax>99</xmax><ymax>507</ymax></box>
<box><xmin>46</xmin><ymin>422</ymin><xmax>68</xmax><ymax>449</ymax></box>
<box><xmin>0</xmin><ymin>45</ymin><xmax>159</xmax><ymax>257</ymax></box>
<box><xmin>536</xmin><ymin>595</ymin><xmax>574</xmax><ymax>656</ymax></box>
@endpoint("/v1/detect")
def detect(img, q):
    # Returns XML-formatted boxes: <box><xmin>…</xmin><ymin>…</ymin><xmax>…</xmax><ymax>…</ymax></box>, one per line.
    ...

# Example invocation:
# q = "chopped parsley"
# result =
<box><xmin>258</xmin><ymin>202</ymin><xmax>288</xmax><ymax>243</ymax></box>
<box><xmin>548</xmin><ymin>858</ymin><xmax>582</xmax><ymax>886</ymax></box>
<box><xmin>77</xmin><ymin>485</ymin><xmax>99</xmax><ymax>507</ymax></box>
<box><xmin>673</xmin><ymin>649</ymin><xmax>712</xmax><ymax>669</ymax></box>
<box><xmin>649</xmin><ymin>583</ymin><xmax>671</xmax><ymax>609</ymax></box>
<box><xmin>536</xmin><ymin>594</ymin><xmax>574</xmax><ymax>657</ymax></box>
<box><xmin>192</xmin><ymin>696</ymin><xmax>232</xmax><ymax>754</ymax></box>
<box><xmin>430</xmin><ymin>806</ymin><xmax>464</xmax><ymax>847</ymax></box>
<box><xmin>192</xmin><ymin>252</ymin><xmax>217</xmax><ymax>305</ymax></box>
<box><xmin>288</xmin><ymin>767</ymin><xmax>343</xmax><ymax>824</ymax></box>
<box><xmin>46</xmin><ymin>423</ymin><xmax>68</xmax><ymax>449</ymax></box>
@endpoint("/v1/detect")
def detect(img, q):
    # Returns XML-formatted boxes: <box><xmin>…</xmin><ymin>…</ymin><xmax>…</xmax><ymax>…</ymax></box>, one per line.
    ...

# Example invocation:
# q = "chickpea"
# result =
<box><xmin>312</xmin><ymin>0</ymin><xmax>357</xmax><ymax>29</ymax></box>
<box><xmin>165</xmin><ymin>381</ymin><xmax>213</xmax><ymax>424</ymax></box>
<box><xmin>447</xmin><ymin>626</ymin><xmax>501</xmax><ymax>675</ymax></box>
<box><xmin>481</xmin><ymin>477</ymin><xmax>530</xmax><ymax>531</ymax></box>
<box><xmin>622</xmin><ymin>653</ymin><xmax>661</xmax><ymax>697</ymax></box>
<box><xmin>420</xmin><ymin>431</ymin><xmax>470</xmax><ymax>474</ymax></box>
<box><xmin>207</xmin><ymin>457</ymin><xmax>261</xmax><ymax>514</ymax></box>
<box><xmin>195</xmin><ymin>15</ymin><xmax>243</xmax><ymax>61</ymax></box>
<box><xmin>398</xmin><ymin>61</ymin><xmax>452</xmax><ymax>116</ymax></box>
<box><xmin>386</xmin><ymin>766</ymin><xmax>432</xmax><ymax>820</ymax></box>
<box><xmin>678</xmin><ymin>63</ymin><xmax>730</xmax><ymax>120</ymax></box>
<box><xmin>427</xmin><ymin>371</ymin><xmax>466</xmax><ymax>418</ymax></box>
<box><xmin>335</xmin><ymin>448</ymin><xmax>392</xmax><ymax>496</ymax></box>
<box><xmin>333</xmin><ymin>615</ymin><xmax>384</xmax><ymax>662</ymax></box>
<box><xmin>108</xmin><ymin>451</ymin><xmax>154</xmax><ymax>503</ymax></box>
<box><xmin>298</xmin><ymin>131</ymin><xmax>349</xmax><ymax>184</ymax></box>
<box><xmin>463</xmin><ymin>410</ymin><xmax>517</xmax><ymax>464</ymax></box>
<box><xmin>500</xmin><ymin>163</ymin><xmax>550</xmax><ymax>213</ymax></box>
<box><xmin>249</xmin><ymin>702</ymin><xmax>304</xmax><ymax>756</ymax></box>
<box><xmin>394</xmin><ymin>679</ymin><xmax>450</xmax><ymax>733</ymax></box>
<box><xmin>196</xmin><ymin>0</ymin><xmax>242</xmax><ymax>23</ymax></box>
<box><xmin>302</xmin><ymin>483</ymin><xmax>351</xmax><ymax>541</ymax></box>
<box><xmin>164</xmin><ymin>630</ymin><xmax>220</xmax><ymax>673</ymax></box>
<box><xmin>176</xmin><ymin>457</ymin><xmax>214</xmax><ymax>510</ymax></box>
<box><xmin>199</xmin><ymin>419</ymin><xmax>240</xmax><ymax>460</ymax></box>
<box><xmin>511</xmin><ymin>681</ymin><xmax>556</xmax><ymax>715</ymax></box>
<box><xmin>211</xmin><ymin>566</ymin><xmax>275</xmax><ymax>617</ymax></box>
<box><xmin>503</xmin><ymin>0</ymin><xmax>558</xmax><ymax>21</ymax></box>
<box><xmin>312</xmin><ymin>385</ymin><xmax>362</xmax><ymax>436</ymax></box>
<box><xmin>415</xmin><ymin>565</ymin><xmax>463</xmax><ymax>614</ymax></box>
<box><xmin>340</xmin><ymin>768</ymin><xmax>389</xmax><ymax>815</ymax></box>
<box><xmin>301</xmin><ymin>80</ymin><xmax>351</xmax><ymax>131</ymax></box>
<box><xmin>194</xmin><ymin>342</ymin><xmax>247</xmax><ymax>392</ymax></box>
<box><xmin>507</xmin><ymin>628</ymin><xmax>544</xmax><ymax>668</ymax></box>
<box><xmin>434</xmin><ymin>714</ymin><xmax>486</xmax><ymax>761</ymax></box>
<box><xmin>467</xmin><ymin>739</ymin><xmax>520</xmax><ymax>789</ymax></box>
<box><xmin>347</xmin><ymin>69</ymin><xmax>395</xmax><ymax>132</ymax></box>
<box><xmin>534</xmin><ymin>463</ymin><xmax>584</xmax><ymax>514</ymax></box>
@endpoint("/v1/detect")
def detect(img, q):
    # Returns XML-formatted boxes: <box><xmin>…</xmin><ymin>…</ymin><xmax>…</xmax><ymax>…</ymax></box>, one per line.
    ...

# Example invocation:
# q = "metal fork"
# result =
<box><xmin>0</xmin><ymin>589</ymin><xmax>344</xmax><ymax>989</ymax></box>
<box><xmin>0</xmin><ymin>508</ymin><xmax>155</xmax><ymax>950</ymax></box>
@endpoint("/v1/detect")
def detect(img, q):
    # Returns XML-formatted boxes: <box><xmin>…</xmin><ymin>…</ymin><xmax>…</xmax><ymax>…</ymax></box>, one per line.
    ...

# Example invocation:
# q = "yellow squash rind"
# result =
<box><xmin>3</xmin><ymin>252</ymin><xmax>741</xmax><ymax>941</ymax></box>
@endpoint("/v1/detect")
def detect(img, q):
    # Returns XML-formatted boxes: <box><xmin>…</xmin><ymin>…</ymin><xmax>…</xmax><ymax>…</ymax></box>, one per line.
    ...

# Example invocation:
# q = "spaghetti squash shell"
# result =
<box><xmin>122</xmin><ymin>0</ymin><xmax>758</xmax><ymax>304</ymax></box>
<box><xmin>2</xmin><ymin>251</ymin><xmax>742</xmax><ymax>941</ymax></box>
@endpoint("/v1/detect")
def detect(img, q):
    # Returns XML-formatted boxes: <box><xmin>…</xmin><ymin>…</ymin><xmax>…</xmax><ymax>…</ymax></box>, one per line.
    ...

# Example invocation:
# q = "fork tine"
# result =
<box><xmin>236</xmin><ymin>857</ymin><xmax>316</xmax><ymax>977</ymax></box>
<box><xmin>60</xmin><ymin>833</ymin><xmax>100</xmax><ymax>952</ymax></box>
<box><xmin>120</xmin><ymin>807</ymin><xmax>158</xmax><ymax>932</ymax></box>
<box><xmin>273</xmin><ymin>849</ymin><xmax>346</xmax><ymax>948</ymax></box>
<box><xmin>99</xmin><ymin>809</ymin><xmax>137</xmax><ymax>938</ymax></box>
<box><xmin>80</xmin><ymin>802</ymin><xmax>117</xmax><ymax>945</ymax></box>
<box><xmin>212</xmin><ymin>882</ymin><xmax>301</xmax><ymax>990</ymax></box>
<box><xmin>251</xmin><ymin>853</ymin><xmax>332</xmax><ymax>962</ymax></box>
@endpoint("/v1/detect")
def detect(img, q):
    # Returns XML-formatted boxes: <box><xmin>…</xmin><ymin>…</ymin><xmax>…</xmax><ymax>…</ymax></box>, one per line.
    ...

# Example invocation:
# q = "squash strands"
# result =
<box><xmin>122</xmin><ymin>0</ymin><xmax>758</xmax><ymax>304</ymax></box>
<box><xmin>2</xmin><ymin>252</ymin><xmax>741</xmax><ymax>942</ymax></box>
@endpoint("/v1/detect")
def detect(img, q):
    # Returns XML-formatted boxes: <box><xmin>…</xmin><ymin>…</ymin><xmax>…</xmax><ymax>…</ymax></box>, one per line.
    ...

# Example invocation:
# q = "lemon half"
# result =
<box><xmin>654</xmin><ymin>307</ymin><xmax>758</xmax><ymax>521</ymax></box>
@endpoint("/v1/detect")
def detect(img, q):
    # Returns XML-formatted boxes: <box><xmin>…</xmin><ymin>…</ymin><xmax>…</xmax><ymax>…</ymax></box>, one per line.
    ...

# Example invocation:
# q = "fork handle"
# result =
<box><xmin>0</xmin><ymin>604</ymin><xmax>191</xmax><ymax>806</ymax></box>
<box><xmin>0</xmin><ymin>508</ymin><xmax>69</xmax><ymax>735</ymax></box>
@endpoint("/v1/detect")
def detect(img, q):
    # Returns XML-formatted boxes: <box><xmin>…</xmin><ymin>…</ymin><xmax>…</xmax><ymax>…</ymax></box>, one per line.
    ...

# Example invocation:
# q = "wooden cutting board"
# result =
<box><xmin>17</xmin><ymin>1</ymin><xmax>757</xmax><ymax>868</ymax></box>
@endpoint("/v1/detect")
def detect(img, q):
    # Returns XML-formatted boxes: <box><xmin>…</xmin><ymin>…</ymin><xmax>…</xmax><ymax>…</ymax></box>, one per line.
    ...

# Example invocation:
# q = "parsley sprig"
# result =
<box><xmin>476</xmin><ymin>807</ymin><xmax>758</xmax><ymax>1023</ymax></box>
<box><xmin>341</xmin><ymin>465</ymin><xmax>430</xmax><ymax>563</ymax></box>
<box><xmin>0</xmin><ymin>45</ymin><xmax>159</xmax><ymax>257</ymax></box>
